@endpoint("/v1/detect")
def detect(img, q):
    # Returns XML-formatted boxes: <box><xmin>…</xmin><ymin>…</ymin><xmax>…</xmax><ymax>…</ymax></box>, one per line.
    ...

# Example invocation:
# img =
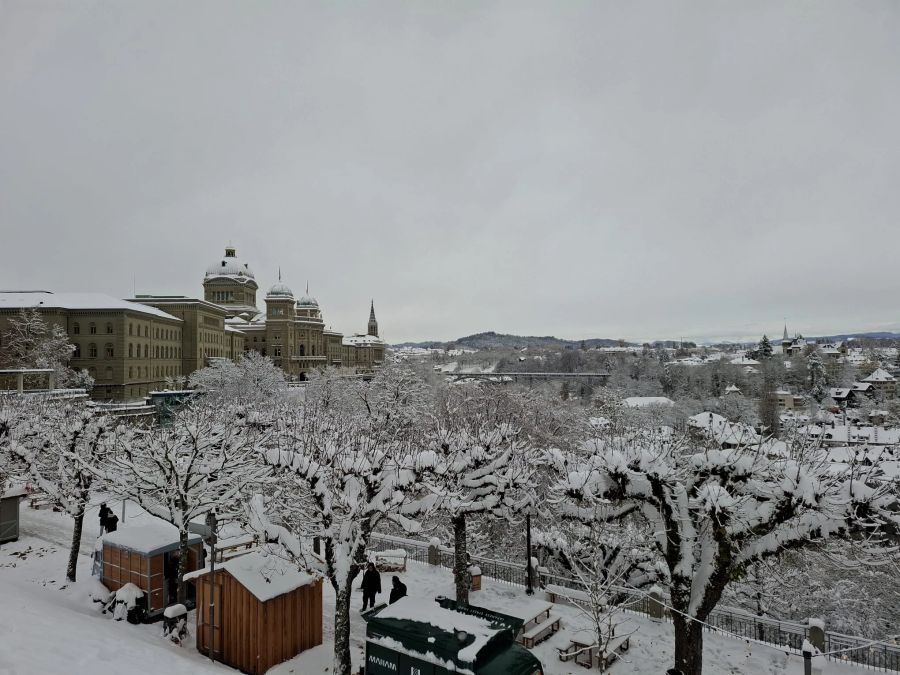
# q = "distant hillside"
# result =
<box><xmin>394</xmin><ymin>331</ymin><xmax>628</xmax><ymax>350</ymax></box>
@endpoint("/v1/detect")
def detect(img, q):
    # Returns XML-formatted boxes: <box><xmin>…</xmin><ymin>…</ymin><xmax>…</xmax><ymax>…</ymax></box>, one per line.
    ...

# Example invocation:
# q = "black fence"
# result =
<box><xmin>369</xmin><ymin>533</ymin><xmax>900</xmax><ymax>672</ymax></box>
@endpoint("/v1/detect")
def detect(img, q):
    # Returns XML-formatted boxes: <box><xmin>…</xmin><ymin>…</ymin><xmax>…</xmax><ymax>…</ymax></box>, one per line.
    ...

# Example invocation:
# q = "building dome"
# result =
<box><xmin>297</xmin><ymin>294</ymin><xmax>319</xmax><ymax>308</ymax></box>
<box><xmin>204</xmin><ymin>247</ymin><xmax>255</xmax><ymax>281</ymax></box>
<box><xmin>267</xmin><ymin>281</ymin><xmax>293</xmax><ymax>298</ymax></box>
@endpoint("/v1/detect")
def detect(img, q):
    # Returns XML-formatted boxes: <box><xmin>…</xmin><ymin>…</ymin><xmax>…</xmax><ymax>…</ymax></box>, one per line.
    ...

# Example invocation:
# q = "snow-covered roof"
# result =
<box><xmin>297</xmin><ymin>295</ymin><xmax>319</xmax><ymax>308</ymax></box>
<box><xmin>829</xmin><ymin>387</ymin><xmax>852</xmax><ymax>399</ymax></box>
<box><xmin>730</xmin><ymin>356</ymin><xmax>760</xmax><ymax>365</ymax></box>
<box><xmin>343</xmin><ymin>334</ymin><xmax>383</xmax><ymax>347</ymax></box>
<box><xmin>688</xmin><ymin>412</ymin><xmax>760</xmax><ymax>446</ymax></box>
<box><xmin>863</xmin><ymin>368</ymin><xmax>895</xmax><ymax>383</ymax></box>
<box><xmin>102</xmin><ymin>521</ymin><xmax>202</xmax><ymax>556</ymax></box>
<box><xmin>186</xmin><ymin>551</ymin><xmax>317</xmax><ymax>602</ymax></box>
<box><xmin>622</xmin><ymin>396</ymin><xmax>675</xmax><ymax>408</ymax></box>
<box><xmin>266</xmin><ymin>281</ymin><xmax>293</xmax><ymax>298</ymax></box>
<box><xmin>0</xmin><ymin>292</ymin><xmax>182</xmax><ymax>322</ymax></box>
<box><xmin>724</xmin><ymin>384</ymin><xmax>741</xmax><ymax>393</ymax></box>
<box><xmin>204</xmin><ymin>248</ymin><xmax>255</xmax><ymax>281</ymax></box>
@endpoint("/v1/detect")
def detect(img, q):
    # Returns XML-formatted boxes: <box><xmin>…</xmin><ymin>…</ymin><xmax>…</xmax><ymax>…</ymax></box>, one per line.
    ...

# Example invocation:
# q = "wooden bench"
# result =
<box><xmin>545</xmin><ymin>584</ymin><xmax>590</xmax><ymax>606</ymax></box>
<box><xmin>521</xmin><ymin>612</ymin><xmax>562</xmax><ymax>648</ymax></box>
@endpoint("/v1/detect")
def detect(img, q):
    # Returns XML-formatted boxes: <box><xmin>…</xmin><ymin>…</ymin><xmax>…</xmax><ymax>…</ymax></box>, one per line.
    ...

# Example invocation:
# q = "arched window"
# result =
<box><xmin>155</xmin><ymin>345</ymin><xmax>160</xmax><ymax>359</ymax></box>
<box><xmin>129</xmin><ymin>323</ymin><xmax>133</xmax><ymax>336</ymax></box>
<box><xmin>105</xmin><ymin>343</ymin><xmax>114</xmax><ymax>358</ymax></box>
<box><xmin>73</xmin><ymin>344</ymin><xmax>81</xmax><ymax>358</ymax></box>
<box><xmin>128</xmin><ymin>344</ymin><xmax>133</xmax><ymax>358</ymax></box>
<box><xmin>105</xmin><ymin>366</ymin><xmax>113</xmax><ymax>381</ymax></box>
<box><xmin>89</xmin><ymin>322</ymin><xmax>97</xmax><ymax>335</ymax></box>
<box><xmin>73</xmin><ymin>322</ymin><xmax>80</xmax><ymax>335</ymax></box>
<box><xmin>129</xmin><ymin>367</ymin><xmax>133</xmax><ymax>379</ymax></box>
<box><xmin>88</xmin><ymin>343</ymin><xmax>97</xmax><ymax>358</ymax></box>
<box><xmin>144</xmin><ymin>344</ymin><xmax>148</xmax><ymax>358</ymax></box>
<box><xmin>106</xmin><ymin>322</ymin><xmax>113</xmax><ymax>334</ymax></box>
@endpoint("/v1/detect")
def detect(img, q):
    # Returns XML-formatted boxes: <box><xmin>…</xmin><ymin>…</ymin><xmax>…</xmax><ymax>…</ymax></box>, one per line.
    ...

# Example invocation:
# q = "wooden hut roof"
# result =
<box><xmin>103</xmin><ymin>521</ymin><xmax>202</xmax><ymax>556</ymax></box>
<box><xmin>186</xmin><ymin>551</ymin><xmax>318</xmax><ymax>602</ymax></box>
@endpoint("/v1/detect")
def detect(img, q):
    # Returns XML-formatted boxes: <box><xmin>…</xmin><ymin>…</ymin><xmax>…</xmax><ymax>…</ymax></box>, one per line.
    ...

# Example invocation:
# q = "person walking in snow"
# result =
<box><xmin>98</xmin><ymin>503</ymin><xmax>112</xmax><ymax>534</ymax></box>
<box><xmin>389</xmin><ymin>576</ymin><xmax>407</xmax><ymax>604</ymax></box>
<box><xmin>361</xmin><ymin>562</ymin><xmax>382</xmax><ymax>610</ymax></box>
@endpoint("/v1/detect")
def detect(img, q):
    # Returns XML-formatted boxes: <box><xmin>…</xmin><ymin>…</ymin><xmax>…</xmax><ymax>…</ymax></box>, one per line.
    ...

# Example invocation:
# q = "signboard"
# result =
<box><xmin>366</xmin><ymin>641</ymin><xmax>437</xmax><ymax>675</ymax></box>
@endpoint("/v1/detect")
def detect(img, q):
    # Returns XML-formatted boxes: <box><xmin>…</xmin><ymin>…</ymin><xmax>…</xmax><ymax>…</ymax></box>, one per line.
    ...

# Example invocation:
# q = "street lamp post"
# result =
<box><xmin>204</xmin><ymin>511</ymin><xmax>218</xmax><ymax>664</ymax></box>
<box><xmin>525</xmin><ymin>512</ymin><xmax>533</xmax><ymax>596</ymax></box>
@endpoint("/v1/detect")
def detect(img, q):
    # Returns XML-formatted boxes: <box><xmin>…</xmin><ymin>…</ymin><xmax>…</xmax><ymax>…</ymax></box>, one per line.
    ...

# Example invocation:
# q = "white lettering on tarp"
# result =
<box><xmin>368</xmin><ymin>654</ymin><xmax>398</xmax><ymax>671</ymax></box>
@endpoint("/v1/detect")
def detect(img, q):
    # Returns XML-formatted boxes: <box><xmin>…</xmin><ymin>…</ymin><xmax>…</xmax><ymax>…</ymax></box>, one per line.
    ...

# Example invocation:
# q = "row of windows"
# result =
<box><xmin>128</xmin><ymin>365</ymin><xmax>180</xmax><ymax>379</ymax></box>
<box><xmin>73</xmin><ymin>343</ymin><xmax>183</xmax><ymax>360</ymax></box>
<box><xmin>72</xmin><ymin>322</ymin><xmax>181</xmax><ymax>341</ymax></box>
<box><xmin>126</xmin><ymin>343</ymin><xmax>181</xmax><ymax>359</ymax></box>
<box><xmin>72</xmin><ymin>322</ymin><xmax>112</xmax><ymax>335</ymax></box>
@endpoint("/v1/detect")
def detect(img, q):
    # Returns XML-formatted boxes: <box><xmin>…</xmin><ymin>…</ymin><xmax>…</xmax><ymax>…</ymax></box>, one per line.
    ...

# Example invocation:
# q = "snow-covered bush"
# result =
<box><xmin>188</xmin><ymin>351</ymin><xmax>286</xmax><ymax>405</ymax></box>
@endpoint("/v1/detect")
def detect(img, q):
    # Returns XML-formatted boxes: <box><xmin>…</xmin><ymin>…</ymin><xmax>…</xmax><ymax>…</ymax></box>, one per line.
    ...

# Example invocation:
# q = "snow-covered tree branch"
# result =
<box><xmin>552</xmin><ymin>430</ymin><xmax>900</xmax><ymax>675</ymax></box>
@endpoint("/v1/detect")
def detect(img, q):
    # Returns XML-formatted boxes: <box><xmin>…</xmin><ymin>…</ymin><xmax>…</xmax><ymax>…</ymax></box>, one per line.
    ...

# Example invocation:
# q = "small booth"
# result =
<box><xmin>0</xmin><ymin>487</ymin><xmax>27</xmax><ymax>544</ymax></box>
<box><xmin>98</xmin><ymin>522</ymin><xmax>204</xmax><ymax>619</ymax></box>
<box><xmin>365</xmin><ymin>596</ymin><xmax>544</xmax><ymax>675</ymax></box>
<box><xmin>187</xmin><ymin>552</ymin><xmax>323</xmax><ymax>675</ymax></box>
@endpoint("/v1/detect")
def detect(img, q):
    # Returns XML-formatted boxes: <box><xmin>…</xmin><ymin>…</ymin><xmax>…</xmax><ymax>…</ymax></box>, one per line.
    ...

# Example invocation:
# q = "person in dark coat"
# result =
<box><xmin>99</xmin><ymin>503</ymin><xmax>112</xmax><ymax>534</ymax></box>
<box><xmin>361</xmin><ymin>562</ymin><xmax>381</xmax><ymax>610</ymax></box>
<box><xmin>105</xmin><ymin>513</ymin><xmax>119</xmax><ymax>533</ymax></box>
<box><xmin>389</xmin><ymin>576</ymin><xmax>407</xmax><ymax>605</ymax></box>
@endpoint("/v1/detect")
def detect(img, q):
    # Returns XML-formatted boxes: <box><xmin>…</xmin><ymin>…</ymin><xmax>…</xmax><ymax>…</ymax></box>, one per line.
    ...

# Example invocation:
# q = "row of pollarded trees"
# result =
<box><xmin>2</xmin><ymin>357</ymin><xmax>898</xmax><ymax>675</ymax></box>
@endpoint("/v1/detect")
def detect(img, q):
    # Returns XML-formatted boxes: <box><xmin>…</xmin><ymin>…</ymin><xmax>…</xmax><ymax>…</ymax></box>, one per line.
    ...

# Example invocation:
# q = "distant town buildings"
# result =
<box><xmin>0</xmin><ymin>246</ymin><xmax>384</xmax><ymax>400</ymax></box>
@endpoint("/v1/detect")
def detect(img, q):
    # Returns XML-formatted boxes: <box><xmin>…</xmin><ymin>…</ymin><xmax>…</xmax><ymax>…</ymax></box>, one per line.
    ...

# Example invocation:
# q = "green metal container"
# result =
<box><xmin>364</xmin><ymin>596</ymin><xmax>544</xmax><ymax>675</ymax></box>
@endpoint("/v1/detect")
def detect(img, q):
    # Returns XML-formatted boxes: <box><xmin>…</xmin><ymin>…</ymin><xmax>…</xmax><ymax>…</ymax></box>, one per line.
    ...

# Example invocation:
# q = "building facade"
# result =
<box><xmin>201</xmin><ymin>247</ymin><xmax>385</xmax><ymax>379</ymax></box>
<box><xmin>0</xmin><ymin>246</ymin><xmax>386</xmax><ymax>400</ymax></box>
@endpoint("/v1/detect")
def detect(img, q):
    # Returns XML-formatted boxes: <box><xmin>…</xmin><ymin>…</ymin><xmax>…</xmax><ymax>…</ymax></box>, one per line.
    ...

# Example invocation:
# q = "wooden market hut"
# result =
<box><xmin>188</xmin><ymin>552</ymin><xmax>323</xmax><ymax>675</ymax></box>
<box><xmin>0</xmin><ymin>487</ymin><xmax>27</xmax><ymax>544</ymax></box>
<box><xmin>100</xmin><ymin>521</ymin><xmax>204</xmax><ymax>618</ymax></box>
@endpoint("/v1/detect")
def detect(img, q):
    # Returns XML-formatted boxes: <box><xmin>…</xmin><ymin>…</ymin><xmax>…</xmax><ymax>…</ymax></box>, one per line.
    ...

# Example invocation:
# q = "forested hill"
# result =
<box><xmin>393</xmin><ymin>331</ymin><xmax>630</xmax><ymax>350</ymax></box>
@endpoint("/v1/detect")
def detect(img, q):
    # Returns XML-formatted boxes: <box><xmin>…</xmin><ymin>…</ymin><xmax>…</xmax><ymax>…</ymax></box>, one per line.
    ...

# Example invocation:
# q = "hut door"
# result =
<box><xmin>198</xmin><ymin>577</ymin><xmax>223</xmax><ymax>660</ymax></box>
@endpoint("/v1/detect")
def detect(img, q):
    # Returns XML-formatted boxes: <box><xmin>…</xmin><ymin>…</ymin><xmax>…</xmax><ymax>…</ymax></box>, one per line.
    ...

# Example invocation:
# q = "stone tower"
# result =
<box><xmin>367</xmin><ymin>300</ymin><xmax>379</xmax><ymax>337</ymax></box>
<box><xmin>203</xmin><ymin>246</ymin><xmax>259</xmax><ymax>318</ymax></box>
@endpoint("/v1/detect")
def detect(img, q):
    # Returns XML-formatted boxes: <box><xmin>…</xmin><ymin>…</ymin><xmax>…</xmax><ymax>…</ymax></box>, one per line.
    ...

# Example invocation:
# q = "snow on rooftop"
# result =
<box><xmin>342</xmin><ymin>334</ymin><xmax>383</xmax><ymax>347</ymax></box>
<box><xmin>185</xmin><ymin>551</ymin><xmax>317</xmax><ymax>602</ymax></box>
<box><xmin>863</xmin><ymin>368</ymin><xmax>895</xmax><ymax>383</ymax></box>
<box><xmin>102</xmin><ymin>521</ymin><xmax>201</xmax><ymax>555</ymax></box>
<box><xmin>623</xmin><ymin>396</ymin><xmax>675</xmax><ymax>408</ymax></box>
<box><xmin>0</xmin><ymin>292</ymin><xmax>182</xmax><ymax>322</ymax></box>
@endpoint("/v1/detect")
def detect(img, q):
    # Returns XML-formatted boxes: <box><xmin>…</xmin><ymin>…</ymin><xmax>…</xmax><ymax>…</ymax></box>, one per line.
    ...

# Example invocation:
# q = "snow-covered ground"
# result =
<box><xmin>0</xmin><ymin>504</ymin><xmax>879</xmax><ymax>675</ymax></box>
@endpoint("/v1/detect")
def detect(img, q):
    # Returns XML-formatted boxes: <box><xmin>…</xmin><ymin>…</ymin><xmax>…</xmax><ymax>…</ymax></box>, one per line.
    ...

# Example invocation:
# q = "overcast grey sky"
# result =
<box><xmin>2</xmin><ymin>1</ymin><xmax>899</xmax><ymax>344</ymax></box>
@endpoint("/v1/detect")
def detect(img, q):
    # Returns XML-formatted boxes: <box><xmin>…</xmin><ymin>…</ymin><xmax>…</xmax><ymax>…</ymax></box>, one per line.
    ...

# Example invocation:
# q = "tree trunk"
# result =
<box><xmin>66</xmin><ymin>506</ymin><xmax>85</xmax><ymax>583</ymax></box>
<box><xmin>176</xmin><ymin>530</ymin><xmax>188</xmax><ymax>605</ymax></box>
<box><xmin>452</xmin><ymin>513</ymin><xmax>469</xmax><ymax>605</ymax></box>
<box><xmin>673</xmin><ymin>613</ymin><xmax>704</xmax><ymax>675</ymax></box>
<box><xmin>333</xmin><ymin>583</ymin><xmax>353</xmax><ymax>675</ymax></box>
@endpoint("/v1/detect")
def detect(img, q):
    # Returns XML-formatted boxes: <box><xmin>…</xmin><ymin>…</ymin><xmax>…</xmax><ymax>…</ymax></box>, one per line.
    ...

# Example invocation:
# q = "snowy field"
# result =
<box><xmin>0</xmin><ymin>504</ymin><xmax>879</xmax><ymax>675</ymax></box>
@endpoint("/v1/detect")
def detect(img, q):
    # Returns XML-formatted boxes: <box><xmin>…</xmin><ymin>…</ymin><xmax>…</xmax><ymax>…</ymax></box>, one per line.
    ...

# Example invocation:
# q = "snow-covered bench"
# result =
<box><xmin>559</xmin><ymin>632</ymin><xmax>630</xmax><ymax>671</ymax></box>
<box><xmin>545</xmin><ymin>583</ymin><xmax>590</xmax><ymax>606</ymax></box>
<box><xmin>521</xmin><ymin>612</ymin><xmax>562</xmax><ymax>648</ymax></box>
<box><xmin>371</xmin><ymin>548</ymin><xmax>407</xmax><ymax>572</ymax></box>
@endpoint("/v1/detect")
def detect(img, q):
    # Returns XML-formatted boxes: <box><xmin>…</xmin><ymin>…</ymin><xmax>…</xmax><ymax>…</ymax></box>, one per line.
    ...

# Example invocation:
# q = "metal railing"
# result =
<box><xmin>369</xmin><ymin>533</ymin><xmax>900</xmax><ymax>672</ymax></box>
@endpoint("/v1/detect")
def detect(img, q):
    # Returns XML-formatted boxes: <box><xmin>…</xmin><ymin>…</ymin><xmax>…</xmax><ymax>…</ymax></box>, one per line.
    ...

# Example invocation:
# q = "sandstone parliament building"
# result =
<box><xmin>0</xmin><ymin>247</ymin><xmax>384</xmax><ymax>400</ymax></box>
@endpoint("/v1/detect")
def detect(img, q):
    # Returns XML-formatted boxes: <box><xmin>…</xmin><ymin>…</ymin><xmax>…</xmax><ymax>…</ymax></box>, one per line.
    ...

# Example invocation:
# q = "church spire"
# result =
<box><xmin>367</xmin><ymin>300</ymin><xmax>379</xmax><ymax>337</ymax></box>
